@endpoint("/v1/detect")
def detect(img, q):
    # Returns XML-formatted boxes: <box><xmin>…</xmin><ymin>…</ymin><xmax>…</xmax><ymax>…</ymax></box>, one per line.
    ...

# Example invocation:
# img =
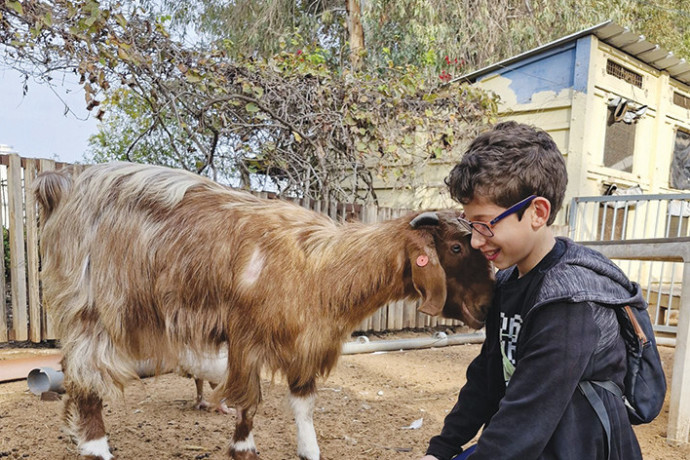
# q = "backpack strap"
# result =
<box><xmin>624</xmin><ymin>305</ymin><xmax>648</xmax><ymax>345</ymax></box>
<box><xmin>578</xmin><ymin>380</ymin><xmax>612</xmax><ymax>460</ymax></box>
<box><xmin>592</xmin><ymin>379</ymin><xmax>624</xmax><ymax>398</ymax></box>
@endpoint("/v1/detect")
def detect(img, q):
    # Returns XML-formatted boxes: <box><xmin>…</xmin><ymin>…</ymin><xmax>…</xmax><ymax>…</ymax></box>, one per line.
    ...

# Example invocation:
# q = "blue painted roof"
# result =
<box><xmin>455</xmin><ymin>20</ymin><xmax>690</xmax><ymax>87</ymax></box>
<box><xmin>473</xmin><ymin>41</ymin><xmax>578</xmax><ymax>104</ymax></box>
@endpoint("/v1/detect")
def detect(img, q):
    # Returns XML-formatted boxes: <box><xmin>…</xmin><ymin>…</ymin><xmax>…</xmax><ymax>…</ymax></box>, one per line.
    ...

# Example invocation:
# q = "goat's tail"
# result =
<box><xmin>33</xmin><ymin>168</ymin><xmax>74</xmax><ymax>224</ymax></box>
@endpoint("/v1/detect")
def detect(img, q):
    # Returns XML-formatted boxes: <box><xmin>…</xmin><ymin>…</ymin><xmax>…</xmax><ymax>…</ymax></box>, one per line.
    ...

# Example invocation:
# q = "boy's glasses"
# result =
<box><xmin>458</xmin><ymin>195</ymin><xmax>537</xmax><ymax>237</ymax></box>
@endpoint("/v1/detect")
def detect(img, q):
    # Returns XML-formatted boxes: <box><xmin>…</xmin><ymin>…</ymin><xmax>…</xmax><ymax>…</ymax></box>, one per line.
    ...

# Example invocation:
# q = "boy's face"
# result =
<box><xmin>461</xmin><ymin>195</ymin><xmax>552</xmax><ymax>276</ymax></box>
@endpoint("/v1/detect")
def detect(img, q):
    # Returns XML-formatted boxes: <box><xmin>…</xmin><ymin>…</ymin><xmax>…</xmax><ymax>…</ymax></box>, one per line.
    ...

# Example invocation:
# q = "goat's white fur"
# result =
<box><xmin>290</xmin><ymin>393</ymin><xmax>320</xmax><ymax>459</ymax></box>
<box><xmin>79</xmin><ymin>437</ymin><xmax>113</xmax><ymax>460</ymax></box>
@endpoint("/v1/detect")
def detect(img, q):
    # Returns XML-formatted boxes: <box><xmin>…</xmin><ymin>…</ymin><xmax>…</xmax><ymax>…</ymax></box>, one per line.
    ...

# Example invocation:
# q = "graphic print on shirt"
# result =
<box><xmin>500</xmin><ymin>312</ymin><xmax>522</xmax><ymax>385</ymax></box>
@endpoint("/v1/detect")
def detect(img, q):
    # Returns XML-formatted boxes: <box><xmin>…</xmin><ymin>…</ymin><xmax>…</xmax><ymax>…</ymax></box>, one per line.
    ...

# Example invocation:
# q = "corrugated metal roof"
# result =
<box><xmin>455</xmin><ymin>20</ymin><xmax>690</xmax><ymax>87</ymax></box>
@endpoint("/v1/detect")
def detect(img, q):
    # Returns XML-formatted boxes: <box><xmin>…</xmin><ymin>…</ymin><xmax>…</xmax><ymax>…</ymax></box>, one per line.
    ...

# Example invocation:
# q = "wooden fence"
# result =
<box><xmin>0</xmin><ymin>154</ymin><xmax>463</xmax><ymax>345</ymax></box>
<box><xmin>0</xmin><ymin>155</ymin><xmax>70</xmax><ymax>343</ymax></box>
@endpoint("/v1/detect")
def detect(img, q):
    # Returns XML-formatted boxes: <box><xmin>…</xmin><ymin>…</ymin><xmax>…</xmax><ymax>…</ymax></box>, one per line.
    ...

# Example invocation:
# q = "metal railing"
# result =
<box><xmin>581</xmin><ymin>238</ymin><xmax>690</xmax><ymax>444</ymax></box>
<box><xmin>569</xmin><ymin>193</ymin><xmax>690</xmax><ymax>241</ymax></box>
<box><xmin>569</xmin><ymin>193</ymin><xmax>690</xmax><ymax>335</ymax></box>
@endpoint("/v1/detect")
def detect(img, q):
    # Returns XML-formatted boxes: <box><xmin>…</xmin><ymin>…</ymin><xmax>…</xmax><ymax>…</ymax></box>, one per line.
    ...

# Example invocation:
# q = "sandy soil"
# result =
<box><xmin>0</xmin><ymin>332</ymin><xmax>687</xmax><ymax>460</ymax></box>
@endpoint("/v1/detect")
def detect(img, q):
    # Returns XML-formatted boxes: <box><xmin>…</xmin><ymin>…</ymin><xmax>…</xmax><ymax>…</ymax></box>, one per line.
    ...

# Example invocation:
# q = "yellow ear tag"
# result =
<box><xmin>416</xmin><ymin>255</ymin><xmax>429</xmax><ymax>267</ymax></box>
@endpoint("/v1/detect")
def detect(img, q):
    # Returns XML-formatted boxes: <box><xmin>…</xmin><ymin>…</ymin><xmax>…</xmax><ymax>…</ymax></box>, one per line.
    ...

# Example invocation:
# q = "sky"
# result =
<box><xmin>0</xmin><ymin>67</ymin><xmax>99</xmax><ymax>164</ymax></box>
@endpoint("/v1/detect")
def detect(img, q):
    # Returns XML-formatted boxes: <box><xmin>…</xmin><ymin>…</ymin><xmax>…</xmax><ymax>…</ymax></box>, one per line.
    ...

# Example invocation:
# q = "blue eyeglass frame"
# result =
<box><xmin>459</xmin><ymin>195</ymin><xmax>538</xmax><ymax>237</ymax></box>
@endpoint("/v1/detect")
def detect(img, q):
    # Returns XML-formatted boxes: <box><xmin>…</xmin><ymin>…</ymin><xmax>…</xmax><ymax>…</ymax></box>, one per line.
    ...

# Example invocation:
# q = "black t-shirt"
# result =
<box><xmin>496</xmin><ymin>239</ymin><xmax>567</xmax><ymax>385</ymax></box>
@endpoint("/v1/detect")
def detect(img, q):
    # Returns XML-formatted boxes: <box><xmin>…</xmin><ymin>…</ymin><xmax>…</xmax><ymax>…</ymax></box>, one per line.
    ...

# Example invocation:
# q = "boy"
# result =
<box><xmin>420</xmin><ymin>121</ymin><xmax>643</xmax><ymax>460</ymax></box>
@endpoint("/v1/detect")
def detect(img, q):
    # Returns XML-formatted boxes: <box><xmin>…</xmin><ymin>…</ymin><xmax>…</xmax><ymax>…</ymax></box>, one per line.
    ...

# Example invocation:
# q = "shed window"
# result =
<box><xmin>606</xmin><ymin>60</ymin><xmax>643</xmax><ymax>88</ymax></box>
<box><xmin>670</xmin><ymin>129</ymin><xmax>690</xmax><ymax>190</ymax></box>
<box><xmin>603</xmin><ymin>106</ymin><xmax>635</xmax><ymax>172</ymax></box>
<box><xmin>673</xmin><ymin>92</ymin><xmax>690</xmax><ymax>110</ymax></box>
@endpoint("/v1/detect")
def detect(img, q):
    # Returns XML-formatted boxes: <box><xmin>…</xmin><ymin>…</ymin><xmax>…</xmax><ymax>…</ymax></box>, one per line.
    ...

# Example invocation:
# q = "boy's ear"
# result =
<box><xmin>531</xmin><ymin>197</ymin><xmax>552</xmax><ymax>227</ymax></box>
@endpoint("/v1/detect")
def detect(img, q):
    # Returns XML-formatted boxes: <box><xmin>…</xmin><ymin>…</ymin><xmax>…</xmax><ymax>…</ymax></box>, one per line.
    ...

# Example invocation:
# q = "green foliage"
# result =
<box><xmin>359</xmin><ymin>0</ymin><xmax>690</xmax><ymax>78</ymax></box>
<box><xmin>87</xmin><ymin>41</ymin><xmax>498</xmax><ymax>199</ymax></box>
<box><xmin>152</xmin><ymin>0</ymin><xmax>690</xmax><ymax>79</ymax></box>
<box><xmin>4</xmin><ymin>0</ymin><xmax>689</xmax><ymax>202</ymax></box>
<box><xmin>87</xmin><ymin>88</ymin><xmax>210</xmax><ymax>172</ymax></box>
<box><xmin>0</xmin><ymin>0</ymin><xmax>494</xmax><ymax>200</ymax></box>
<box><xmin>156</xmin><ymin>0</ymin><xmax>350</xmax><ymax>68</ymax></box>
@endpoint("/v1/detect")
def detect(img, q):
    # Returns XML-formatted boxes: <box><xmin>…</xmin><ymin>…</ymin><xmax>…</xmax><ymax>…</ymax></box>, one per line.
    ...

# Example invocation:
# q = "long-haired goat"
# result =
<box><xmin>34</xmin><ymin>162</ymin><xmax>493</xmax><ymax>460</ymax></box>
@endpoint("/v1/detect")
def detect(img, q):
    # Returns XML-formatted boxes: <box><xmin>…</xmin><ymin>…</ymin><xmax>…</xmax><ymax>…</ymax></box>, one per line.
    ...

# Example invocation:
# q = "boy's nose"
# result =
<box><xmin>470</xmin><ymin>230</ymin><xmax>487</xmax><ymax>249</ymax></box>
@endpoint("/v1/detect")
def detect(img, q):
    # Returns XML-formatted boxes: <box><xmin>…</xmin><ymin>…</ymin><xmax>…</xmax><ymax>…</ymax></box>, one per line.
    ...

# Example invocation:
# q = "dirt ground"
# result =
<box><xmin>0</xmin><ymin>331</ymin><xmax>688</xmax><ymax>460</ymax></box>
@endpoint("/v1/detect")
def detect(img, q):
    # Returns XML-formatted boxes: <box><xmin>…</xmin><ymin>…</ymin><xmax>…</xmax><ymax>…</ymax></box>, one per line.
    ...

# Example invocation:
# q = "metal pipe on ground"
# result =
<box><xmin>3</xmin><ymin>330</ymin><xmax>671</xmax><ymax>388</ymax></box>
<box><xmin>0</xmin><ymin>353</ymin><xmax>62</xmax><ymax>383</ymax></box>
<box><xmin>0</xmin><ymin>352</ymin><xmax>170</xmax><ymax>392</ymax></box>
<box><xmin>341</xmin><ymin>331</ymin><xmax>486</xmax><ymax>355</ymax></box>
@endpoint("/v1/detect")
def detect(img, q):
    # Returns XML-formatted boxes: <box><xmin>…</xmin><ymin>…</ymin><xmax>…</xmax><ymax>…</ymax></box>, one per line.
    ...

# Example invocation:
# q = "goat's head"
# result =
<box><xmin>407</xmin><ymin>211</ymin><xmax>494</xmax><ymax>329</ymax></box>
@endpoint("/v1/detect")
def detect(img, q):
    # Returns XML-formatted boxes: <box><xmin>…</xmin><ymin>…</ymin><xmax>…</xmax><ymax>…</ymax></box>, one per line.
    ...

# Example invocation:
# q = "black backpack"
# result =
<box><xmin>579</xmin><ymin>302</ymin><xmax>666</xmax><ymax>458</ymax></box>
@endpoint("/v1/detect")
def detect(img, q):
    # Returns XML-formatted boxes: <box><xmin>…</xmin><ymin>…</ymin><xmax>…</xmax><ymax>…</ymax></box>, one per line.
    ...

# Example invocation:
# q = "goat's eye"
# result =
<box><xmin>451</xmin><ymin>244</ymin><xmax>462</xmax><ymax>254</ymax></box>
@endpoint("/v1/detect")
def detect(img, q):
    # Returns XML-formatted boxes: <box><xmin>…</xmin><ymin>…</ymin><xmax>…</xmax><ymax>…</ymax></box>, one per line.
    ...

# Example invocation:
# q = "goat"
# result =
<box><xmin>34</xmin><ymin>162</ymin><xmax>493</xmax><ymax>460</ymax></box>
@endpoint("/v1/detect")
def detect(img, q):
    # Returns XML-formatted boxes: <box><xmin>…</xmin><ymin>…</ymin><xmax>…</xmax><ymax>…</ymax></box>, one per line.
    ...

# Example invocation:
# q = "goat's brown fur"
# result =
<box><xmin>35</xmin><ymin>162</ymin><xmax>493</xmax><ymax>459</ymax></box>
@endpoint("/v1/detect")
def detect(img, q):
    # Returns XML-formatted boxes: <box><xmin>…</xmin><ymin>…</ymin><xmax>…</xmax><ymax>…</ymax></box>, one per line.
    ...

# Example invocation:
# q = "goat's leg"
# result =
<box><xmin>194</xmin><ymin>378</ymin><xmax>211</xmax><ymax>410</ymax></box>
<box><xmin>229</xmin><ymin>407</ymin><xmax>260</xmax><ymax>459</ymax></box>
<box><xmin>63</xmin><ymin>382</ymin><xmax>113</xmax><ymax>460</ymax></box>
<box><xmin>225</xmin><ymin>362</ymin><xmax>261</xmax><ymax>459</ymax></box>
<box><xmin>208</xmin><ymin>382</ymin><xmax>233</xmax><ymax>414</ymax></box>
<box><xmin>289</xmin><ymin>380</ymin><xmax>321</xmax><ymax>460</ymax></box>
<box><xmin>59</xmin><ymin>328</ymin><xmax>126</xmax><ymax>460</ymax></box>
<box><xmin>195</xmin><ymin>380</ymin><xmax>232</xmax><ymax>414</ymax></box>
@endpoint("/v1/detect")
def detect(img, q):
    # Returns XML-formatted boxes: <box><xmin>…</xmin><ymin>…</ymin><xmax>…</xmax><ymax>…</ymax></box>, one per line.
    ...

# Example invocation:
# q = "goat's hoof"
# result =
<box><xmin>230</xmin><ymin>448</ymin><xmax>260</xmax><ymax>460</ymax></box>
<box><xmin>298</xmin><ymin>454</ymin><xmax>322</xmax><ymax>460</ymax></box>
<box><xmin>195</xmin><ymin>400</ymin><xmax>211</xmax><ymax>411</ymax></box>
<box><xmin>215</xmin><ymin>403</ymin><xmax>235</xmax><ymax>415</ymax></box>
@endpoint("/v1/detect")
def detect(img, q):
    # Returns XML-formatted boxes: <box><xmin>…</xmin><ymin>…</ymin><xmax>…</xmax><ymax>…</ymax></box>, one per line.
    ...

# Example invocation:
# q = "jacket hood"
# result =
<box><xmin>533</xmin><ymin>237</ymin><xmax>644</xmax><ymax>310</ymax></box>
<box><xmin>495</xmin><ymin>237</ymin><xmax>645</xmax><ymax>312</ymax></box>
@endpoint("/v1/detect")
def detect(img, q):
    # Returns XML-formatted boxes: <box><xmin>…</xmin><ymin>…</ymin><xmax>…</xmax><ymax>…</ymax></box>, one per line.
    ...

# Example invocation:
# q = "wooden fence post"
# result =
<box><xmin>8</xmin><ymin>154</ymin><xmax>28</xmax><ymax>341</ymax></box>
<box><xmin>329</xmin><ymin>199</ymin><xmax>338</xmax><ymax>222</ymax></box>
<box><xmin>388</xmin><ymin>209</ymin><xmax>404</xmax><ymax>331</ymax></box>
<box><xmin>24</xmin><ymin>159</ymin><xmax>41</xmax><ymax>343</ymax></box>
<box><xmin>0</xmin><ymin>162</ymin><xmax>6</xmax><ymax>343</ymax></box>
<box><xmin>403</xmin><ymin>292</ymin><xmax>418</xmax><ymax>329</ymax></box>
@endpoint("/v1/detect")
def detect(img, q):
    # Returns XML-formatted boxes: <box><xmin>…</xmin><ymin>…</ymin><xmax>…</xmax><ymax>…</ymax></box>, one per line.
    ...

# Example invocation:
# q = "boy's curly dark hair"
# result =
<box><xmin>445</xmin><ymin>121</ymin><xmax>568</xmax><ymax>225</ymax></box>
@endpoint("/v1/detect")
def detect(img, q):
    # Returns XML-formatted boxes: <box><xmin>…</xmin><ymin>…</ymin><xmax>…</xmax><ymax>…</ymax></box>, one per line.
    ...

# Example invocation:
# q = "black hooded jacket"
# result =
<box><xmin>426</xmin><ymin>237</ymin><xmax>643</xmax><ymax>460</ymax></box>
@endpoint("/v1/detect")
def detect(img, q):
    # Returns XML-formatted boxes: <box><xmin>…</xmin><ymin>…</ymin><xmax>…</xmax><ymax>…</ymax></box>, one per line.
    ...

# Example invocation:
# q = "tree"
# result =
<box><xmin>345</xmin><ymin>0</ymin><xmax>365</xmax><ymax>70</ymax></box>
<box><xmin>156</xmin><ymin>0</ymin><xmax>353</xmax><ymax>68</ymax></box>
<box><xmin>1</xmin><ymin>0</ymin><xmax>497</xmax><ymax>202</ymax></box>
<box><xmin>7</xmin><ymin>0</ymin><xmax>684</xmax><ymax>203</ymax></box>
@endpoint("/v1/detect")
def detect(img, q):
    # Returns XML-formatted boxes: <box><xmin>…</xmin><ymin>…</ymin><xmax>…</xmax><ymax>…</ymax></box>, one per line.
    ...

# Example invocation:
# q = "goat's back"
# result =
<box><xmin>36</xmin><ymin>162</ymin><xmax>347</xmax><ymax>359</ymax></box>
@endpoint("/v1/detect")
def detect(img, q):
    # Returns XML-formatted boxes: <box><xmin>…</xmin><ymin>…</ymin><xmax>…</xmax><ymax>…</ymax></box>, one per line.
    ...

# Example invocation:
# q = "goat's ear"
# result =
<box><xmin>410</xmin><ymin>248</ymin><xmax>447</xmax><ymax>317</ymax></box>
